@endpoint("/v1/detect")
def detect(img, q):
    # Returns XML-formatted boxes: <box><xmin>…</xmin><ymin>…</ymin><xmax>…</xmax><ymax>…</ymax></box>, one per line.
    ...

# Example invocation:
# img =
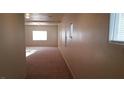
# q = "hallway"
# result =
<box><xmin>26</xmin><ymin>47</ymin><xmax>72</xmax><ymax>79</ymax></box>
<box><xmin>0</xmin><ymin>13</ymin><xmax>124</xmax><ymax>79</ymax></box>
<box><xmin>1</xmin><ymin>1</ymin><xmax>123</xmax><ymax>93</ymax></box>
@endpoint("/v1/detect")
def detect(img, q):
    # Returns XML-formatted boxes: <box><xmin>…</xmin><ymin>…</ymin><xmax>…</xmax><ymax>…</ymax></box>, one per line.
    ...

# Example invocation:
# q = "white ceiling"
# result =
<box><xmin>25</xmin><ymin>13</ymin><xmax>64</xmax><ymax>23</ymax></box>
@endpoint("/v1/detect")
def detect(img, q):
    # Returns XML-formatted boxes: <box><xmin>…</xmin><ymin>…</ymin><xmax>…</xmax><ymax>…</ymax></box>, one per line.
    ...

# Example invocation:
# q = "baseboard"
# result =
<box><xmin>58</xmin><ymin>47</ymin><xmax>76</xmax><ymax>79</ymax></box>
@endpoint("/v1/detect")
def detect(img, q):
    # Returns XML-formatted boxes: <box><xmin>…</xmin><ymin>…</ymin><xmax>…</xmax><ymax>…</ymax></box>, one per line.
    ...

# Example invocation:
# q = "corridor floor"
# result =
<box><xmin>26</xmin><ymin>47</ymin><xmax>73</xmax><ymax>79</ymax></box>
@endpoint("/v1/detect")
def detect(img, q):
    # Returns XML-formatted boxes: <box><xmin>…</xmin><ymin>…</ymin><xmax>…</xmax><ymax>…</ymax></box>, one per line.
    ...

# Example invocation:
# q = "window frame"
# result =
<box><xmin>109</xmin><ymin>13</ymin><xmax>124</xmax><ymax>45</ymax></box>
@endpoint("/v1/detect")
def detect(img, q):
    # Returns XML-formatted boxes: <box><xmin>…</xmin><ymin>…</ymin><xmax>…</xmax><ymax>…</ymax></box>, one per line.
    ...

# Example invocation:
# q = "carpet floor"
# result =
<box><xmin>26</xmin><ymin>47</ymin><xmax>73</xmax><ymax>79</ymax></box>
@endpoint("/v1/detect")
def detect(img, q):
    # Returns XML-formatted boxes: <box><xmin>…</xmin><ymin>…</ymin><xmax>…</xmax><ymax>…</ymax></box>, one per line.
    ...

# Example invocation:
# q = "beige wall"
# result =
<box><xmin>25</xmin><ymin>25</ymin><xmax>58</xmax><ymax>47</ymax></box>
<box><xmin>0</xmin><ymin>14</ymin><xmax>26</xmax><ymax>78</ymax></box>
<box><xmin>58</xmin><ymin>13</ymin><xmax>124</xmax><ymax>78</ymax></box>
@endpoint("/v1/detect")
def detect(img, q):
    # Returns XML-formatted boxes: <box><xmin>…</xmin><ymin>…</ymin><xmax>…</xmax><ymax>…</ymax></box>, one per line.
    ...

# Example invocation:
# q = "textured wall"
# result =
<box><xmin>58</xmin><ymin>13</ymin><xmax>124</xmax><ymax>78</ymax></box>
<box><xmin>25</xmin><ymin>25</ymin><xmax>58</xmax><ymax>47</ymax></box>
<box><xmin>0</xmin><ymin>14</ymin><xmax>26</xmax><ymax>78</ymax></box>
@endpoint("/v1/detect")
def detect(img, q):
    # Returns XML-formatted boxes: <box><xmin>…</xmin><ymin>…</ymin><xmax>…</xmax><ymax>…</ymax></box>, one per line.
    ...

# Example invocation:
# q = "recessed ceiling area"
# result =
<box><xmin>25</xmin><ymin>13</ymin><xmax>64</xmax><ymax>22</ymax></box>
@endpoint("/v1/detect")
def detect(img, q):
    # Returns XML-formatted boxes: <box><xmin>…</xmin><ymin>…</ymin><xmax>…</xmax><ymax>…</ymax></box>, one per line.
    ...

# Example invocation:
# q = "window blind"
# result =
<box><xmin>117</xmin><ymin>13</ymin><xmax>124</xmax><ymax>41</ymax></box>
<box><xmin>109</xmin><ymin>13</ymin><xmax>124</xmax><ymax>42</ymax></box>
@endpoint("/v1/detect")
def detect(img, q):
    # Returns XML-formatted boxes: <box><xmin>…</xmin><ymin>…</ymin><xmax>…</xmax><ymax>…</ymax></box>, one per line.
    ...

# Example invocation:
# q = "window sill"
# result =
<box><xmin>109</xmin><ymin>41</ymin><xmax>124</xmax><ymax>46</ymax></box>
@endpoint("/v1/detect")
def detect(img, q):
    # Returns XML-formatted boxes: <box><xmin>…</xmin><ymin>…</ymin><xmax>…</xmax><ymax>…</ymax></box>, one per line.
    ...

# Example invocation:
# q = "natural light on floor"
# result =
<box><xmin>32</xmin><ymin>31</ymin><xmax>47</xmax><ymax>40</ymax></box>
<box><xmin>26</xmin><ymin>48</ymin><xmax>37</xmax><ymax>57</ymax></box>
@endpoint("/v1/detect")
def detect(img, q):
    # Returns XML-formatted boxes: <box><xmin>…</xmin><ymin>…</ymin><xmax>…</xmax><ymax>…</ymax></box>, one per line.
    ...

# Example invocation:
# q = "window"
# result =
<box><xmin>69</xmin><ymin>23</ymin><xmax>73</xmax><ymax>39</ymax></box>
<box><xmin>109</xmin><ymin>13</ymin><xmax>124</xmax><ymax>44</ymax></box>
<box><xmin>32</xmin><ymin>31</ymin><xmax>47</xmax><ymax>40</ymax></box>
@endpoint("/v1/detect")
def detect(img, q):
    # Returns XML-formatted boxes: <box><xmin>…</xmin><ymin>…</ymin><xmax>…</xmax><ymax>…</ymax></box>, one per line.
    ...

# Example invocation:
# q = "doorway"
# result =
<box><xmin>24</xmin><ymin>13</ymin><xmax>72</xmax><ymax>79</ymax></box>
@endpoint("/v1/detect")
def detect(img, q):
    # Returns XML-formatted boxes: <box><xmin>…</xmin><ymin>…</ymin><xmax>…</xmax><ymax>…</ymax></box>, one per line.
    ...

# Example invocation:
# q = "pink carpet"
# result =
<box><xmin>26</xmin><ymin>47</ymin><xmax>73</xmax><ymax>79</ymax></box>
